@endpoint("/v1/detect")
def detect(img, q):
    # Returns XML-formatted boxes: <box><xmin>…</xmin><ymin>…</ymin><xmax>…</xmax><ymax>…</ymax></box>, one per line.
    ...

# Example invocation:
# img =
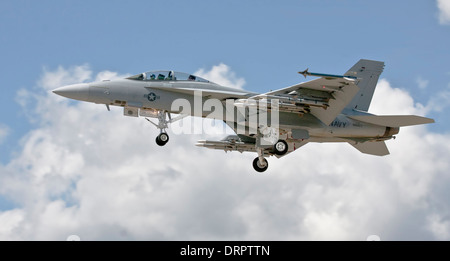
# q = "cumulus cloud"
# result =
<box><xmin>94</xmin><ymin>71</ymin><xmax>131</xmax><ymax>82</ymax></box>
<box><xmin>437</xmin><ymin>0</ymin><xmax>450</xmax><ymax>24</ymax></box>
<box><xmin>0</xmin><ymin>65</ymin><xmax>449</xmax><ymax>241</ymax></box>
<box><xmin>416</xmin><ymin>76</ymin><xmax>429</xmax><ymax>90</ymax></box>
<box><xmin>195</xmin><ymin>63</ymin><xmax>246</xmax><ymax>90</ymax></box>
<box><xmin>38</xmin><ymin>64</ymin><xmax>92</xmax><ymax>91</ymax></box>
<box><xmin>369</xmin><ymin>79</ymin><xmax>427</xmax><ymax>116</ymax></box>
<box><xmin>0</xmin><ymin>209</ymin><xmax>24</xmax><ymax>240</ymax></box>
<box><xmin>0</xmin><ymin>125</ymin><xmax>9</xmax><ymax>145</ymax></box>
<box><xmin>425</xmin><ymin>87</ymin><xmax>450</xmax><ymax>113</ymax></box>
<box><xmin>427</xmin><ymin>213</ymin><xmax>450</xmax><ymax>240</ymax></box>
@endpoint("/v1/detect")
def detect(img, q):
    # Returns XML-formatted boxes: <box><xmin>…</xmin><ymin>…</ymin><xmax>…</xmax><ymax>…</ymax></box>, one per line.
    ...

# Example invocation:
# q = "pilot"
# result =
<box><xmin>188</xmin><ymin>75</ymin><xmax>196</xmax><ymax>81</ymax></box>
<box><xmin>150</xmin><ymin>74</ymin><xmax>156</xmax><ymax>80</ymax></box>
<box><xmin>166</xmin><ymin>71</ymin><xmax>173</xmax><ymax>80</ymax></box>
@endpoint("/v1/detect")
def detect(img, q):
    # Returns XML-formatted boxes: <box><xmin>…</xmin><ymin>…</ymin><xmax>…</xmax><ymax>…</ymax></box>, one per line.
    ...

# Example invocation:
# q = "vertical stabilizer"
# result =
<box><xmin>345</xmin><ymin>59</ymin><xmax>385</xmax><ymax>111</ymax></box>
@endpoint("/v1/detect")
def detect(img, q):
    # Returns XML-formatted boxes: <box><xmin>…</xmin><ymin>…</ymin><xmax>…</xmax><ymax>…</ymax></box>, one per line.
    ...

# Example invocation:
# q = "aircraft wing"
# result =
<box><xmin>252</xmin><ymin>77</ymin><xmax>359</xmax><ymax>125</ymax></box>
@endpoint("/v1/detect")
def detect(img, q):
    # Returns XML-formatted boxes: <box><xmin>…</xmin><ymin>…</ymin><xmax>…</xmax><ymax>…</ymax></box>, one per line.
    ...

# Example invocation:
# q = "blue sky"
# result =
<box><xmin>1</xmin><ymin>0</ymin><xmax>450</xmax><ymax>240</ymax></box>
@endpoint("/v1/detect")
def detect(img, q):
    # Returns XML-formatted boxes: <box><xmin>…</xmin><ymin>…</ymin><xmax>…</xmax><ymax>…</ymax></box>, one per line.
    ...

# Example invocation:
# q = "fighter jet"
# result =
<box><xmin>53</xmin><ymin>59</ymin><xmax>434</xmax><ymax>172</ymax></box>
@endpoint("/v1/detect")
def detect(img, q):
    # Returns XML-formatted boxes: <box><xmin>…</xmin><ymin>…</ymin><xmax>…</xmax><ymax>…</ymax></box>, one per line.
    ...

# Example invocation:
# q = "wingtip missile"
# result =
<box><xmin>298</xmin><ymin>68</ymin><xmax>357</xmax><ymax>80</ymax></box>
<box><xmin>298</xmin><ymin>68</ymin><xmax>309</xmax><ymax>78</ymax></box>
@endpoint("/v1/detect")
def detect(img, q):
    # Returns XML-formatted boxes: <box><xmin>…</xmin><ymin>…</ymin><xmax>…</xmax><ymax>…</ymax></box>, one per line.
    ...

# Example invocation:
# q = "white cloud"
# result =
<box><xmin>195</xmin><ymin>63</ymin><xmax>246</xmax><ymax>90</ymax></box>
<box><xmin>416</xmin><ymin>76</ymin><xmax>429</xmax><ymax>90</ymax></box>
<box><xmin>38</xmin><ymin>64</ymin><xmax>92</xmax><ymax>91</ymax></box>
<box><xmin>94</xmin><ymin>71</ymin><xmax>131</xmax><ymax>82</ymax></box>
<box><xmin>437</xmin><ymin>0</ymin><xmax>450</xmax><ymax>25</ymax></box>
<box><xmin>0</xmin><ymin>65</ymin><xmax>449</xmax><ymax>240</ymax></box>
<box><xmin>425</xmin><ymin>87</ymin><xmax>450</xmax><ymax>113</ymax></box>
<box><xmin>369</xmin><ymin>78</ymin><xmax>426</xmax><ymax>116</ymax></box>
<box><xmin>426</xmin><ymin>213</ymin><xmax>450</xmax><ymax>240</ymax></box>
<box><xmin>0</xmin><ymin>124</ymin><xmax>9</xmax><ymax>145</ymax></box>
<box><xmin>0</xmin><ymin>209</ymin><xmax>24</xmax><ymax>240</ymax></box>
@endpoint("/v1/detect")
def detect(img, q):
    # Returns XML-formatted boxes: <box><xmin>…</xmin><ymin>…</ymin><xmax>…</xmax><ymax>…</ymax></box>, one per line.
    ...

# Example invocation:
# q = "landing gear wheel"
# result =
<box><xmin>253</xmin><ymin>157</ymin><xmax>268</xmax><ymax>172</ymax></box>
<box><xmin>156</xmin><ymin>133</ymin><xmax>169</xmax><ymax>146</ymax></box>
<box><xmin>273</xmin><ymin>140</ymin><xmax>288</xmax><ymax>155</ymax></box>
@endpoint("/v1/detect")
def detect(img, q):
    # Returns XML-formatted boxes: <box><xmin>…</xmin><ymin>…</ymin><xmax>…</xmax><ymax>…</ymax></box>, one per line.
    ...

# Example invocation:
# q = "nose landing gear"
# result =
<box><xmin>145</xmin><ymin>110</ymin><xmax>187</xmax><ymax>147</ymax></box>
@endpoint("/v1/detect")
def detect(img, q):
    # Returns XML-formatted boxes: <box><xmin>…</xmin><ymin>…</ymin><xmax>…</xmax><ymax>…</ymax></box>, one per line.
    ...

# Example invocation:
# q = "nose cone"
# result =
<box><xmin>53</xmin><ymin>83</ymin><xmax>90</xmax><ymax>101</ymax></box>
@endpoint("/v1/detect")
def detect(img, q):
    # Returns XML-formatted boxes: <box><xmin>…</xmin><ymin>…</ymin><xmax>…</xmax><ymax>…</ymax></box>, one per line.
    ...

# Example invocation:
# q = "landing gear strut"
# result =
<box><xmin>253</xmin><ymin>147</ymin><xmax>269</xmax><ymax>172</ymax></box>
<box><xmin>252</xmin><ymin>139</ymin><xmax>287</xmax><ymax>171</ymax></box>
<box><xmin>146</xmin><ymin>110</ymin><xmax>170</xmax><ymax>146</ymax></box>
<box><xmin>253</xmin><ymin>157</ymin><xmax>268</xmax><ymax>172</ymax></box>
<box><xmin>145</xmin><ymin>110</ymin><xmax>186</xmax><ymax>147</ymax></box>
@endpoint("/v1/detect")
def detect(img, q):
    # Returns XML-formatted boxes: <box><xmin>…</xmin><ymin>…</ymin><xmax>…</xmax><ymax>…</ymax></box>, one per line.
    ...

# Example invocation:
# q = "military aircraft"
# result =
<box><xmin>53</xmin><ymin>59</ymin><xmax>434</xmax><ymax>172</ymax></box>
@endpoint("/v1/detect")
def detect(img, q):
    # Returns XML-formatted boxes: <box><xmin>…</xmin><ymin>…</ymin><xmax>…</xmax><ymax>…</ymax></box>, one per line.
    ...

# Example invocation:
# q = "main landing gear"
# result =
<box><xmin>252</xmin><ymin>139</ymin><xmax>288</xmax><ymax>172</ymax></box>
<box><xmin>253</xmin><ymin>147</ymin><xmax>269</xmax><ymax>172</ymax></box>
<box><xmin>156</xmin><ymin>132</ymin><xmax>169</xmax><ymax>146</ymax></box>
<box><xmin>253</xmin><ymin>157</ymin><xmax>268</xmax><ymax>172</ymax></box>
<box><xmin>273</xmin><ymin>139</ymin><xmax>288</xmax><ymax>155</ymax></box>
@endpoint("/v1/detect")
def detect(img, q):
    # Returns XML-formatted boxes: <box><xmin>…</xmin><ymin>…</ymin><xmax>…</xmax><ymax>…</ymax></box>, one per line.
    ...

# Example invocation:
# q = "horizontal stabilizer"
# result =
<box><xmin>349</xmin><ymin>115</ymin><xmax>435</xmax><ymax>127</ymax></box>
<box><xmin>350</xmin><ymin>141</ymin><xmax>390</xmax><ymax>156</ymax></box>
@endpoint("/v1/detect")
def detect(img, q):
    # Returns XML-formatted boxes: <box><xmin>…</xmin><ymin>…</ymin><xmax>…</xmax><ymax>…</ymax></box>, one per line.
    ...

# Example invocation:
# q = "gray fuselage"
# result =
<box><xmin>65</xmin><ymin>78</ymin><xmax>395</xmax><ymax>143</ymax></box>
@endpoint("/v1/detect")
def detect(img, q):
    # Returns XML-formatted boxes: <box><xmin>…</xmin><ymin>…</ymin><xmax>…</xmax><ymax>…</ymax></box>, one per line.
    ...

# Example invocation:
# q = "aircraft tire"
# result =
<box><xmin>156</xmin><ymin>133</ymin><xmax>169</xmax><ymax>146</ymax></box>
<box><xmin>273</xmin><ymin>140</ymin><xmax>288</xmax><ymax>155</ymax></box>
<box><xmin>253</xmin><ymin>157</ymin><xmax>268</xmax><ymax>172</ymax></box>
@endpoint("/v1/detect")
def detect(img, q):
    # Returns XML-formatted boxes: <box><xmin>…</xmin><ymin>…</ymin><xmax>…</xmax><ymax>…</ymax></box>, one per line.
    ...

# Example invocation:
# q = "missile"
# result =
<box><xmin>298</xmin><ymin>68</ymin><xmax>357</xmax><ymax>80</ymax></box>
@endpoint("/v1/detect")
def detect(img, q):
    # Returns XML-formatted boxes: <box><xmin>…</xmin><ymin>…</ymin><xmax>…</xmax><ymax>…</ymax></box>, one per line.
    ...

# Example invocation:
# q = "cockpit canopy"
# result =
<box><xmin>127</xmin><ymin>71</ymin><xmax>211</xmax><ymax>83</ymax></box>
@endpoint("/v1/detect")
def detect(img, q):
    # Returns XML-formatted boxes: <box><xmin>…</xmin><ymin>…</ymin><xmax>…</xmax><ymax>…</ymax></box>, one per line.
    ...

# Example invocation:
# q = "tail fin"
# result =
<box><xmin>345</xmin><ymin>59</ymin><xmax>385</xmax><ymax>111</ymax></box>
